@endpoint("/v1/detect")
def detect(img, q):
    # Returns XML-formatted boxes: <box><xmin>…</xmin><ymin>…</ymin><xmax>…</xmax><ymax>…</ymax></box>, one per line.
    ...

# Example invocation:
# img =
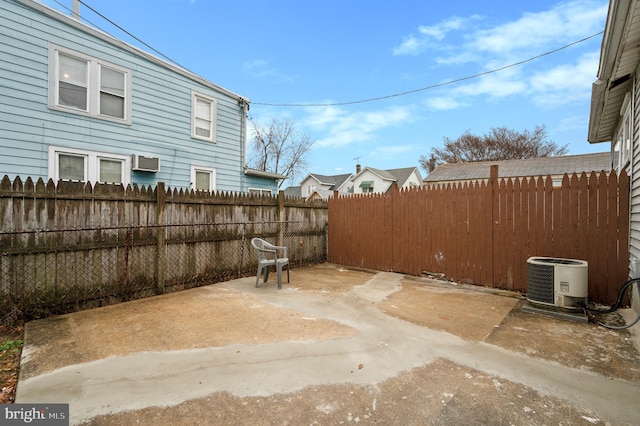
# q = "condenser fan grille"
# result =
<box><xmin>527</xmin><ymin>263</ymin><xmax>554</xmax><ymax>304</ymax></box>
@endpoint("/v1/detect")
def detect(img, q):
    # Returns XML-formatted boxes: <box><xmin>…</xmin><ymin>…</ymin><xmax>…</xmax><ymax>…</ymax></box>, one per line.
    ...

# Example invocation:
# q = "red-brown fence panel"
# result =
<box><xmin>328</xmin><ymin>168</ymin><xmax>630</xmax><ymax>305</ymax></box>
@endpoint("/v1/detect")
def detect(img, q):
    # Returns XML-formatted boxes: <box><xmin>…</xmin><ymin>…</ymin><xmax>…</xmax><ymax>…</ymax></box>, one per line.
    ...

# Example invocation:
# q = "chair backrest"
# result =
<box><xmin>251</xmin><ymin>238</ymin><xmax>271</xmax><ymax>262</ymax></box>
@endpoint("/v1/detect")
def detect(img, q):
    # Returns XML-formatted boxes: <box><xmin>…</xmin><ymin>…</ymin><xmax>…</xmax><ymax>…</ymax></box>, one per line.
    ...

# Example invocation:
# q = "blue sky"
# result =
<box><xmin>43</xmin><ymin>0</ymin><xmax>610</xmax><ymax>182</ymax></box>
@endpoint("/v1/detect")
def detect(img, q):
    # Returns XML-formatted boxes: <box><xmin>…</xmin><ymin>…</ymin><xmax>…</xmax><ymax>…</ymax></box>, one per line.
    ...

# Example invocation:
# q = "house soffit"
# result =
<box><xmin>592</xmin><ymin>0</ymin><xmax>640</xmax><ymax>142</ymax></box>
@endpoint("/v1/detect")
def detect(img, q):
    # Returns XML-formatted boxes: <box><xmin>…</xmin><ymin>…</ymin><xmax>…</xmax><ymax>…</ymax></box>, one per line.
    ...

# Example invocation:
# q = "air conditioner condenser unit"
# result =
<box><xmin>527</xmin><ymin>257</ymin><xmax>588</xmax><ymax>309</ymax></box>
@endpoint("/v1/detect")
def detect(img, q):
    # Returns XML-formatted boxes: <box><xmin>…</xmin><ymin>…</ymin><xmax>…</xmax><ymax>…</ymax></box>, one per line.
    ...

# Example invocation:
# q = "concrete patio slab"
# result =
<box><xmin>15</xmin><ymin>264</ymin><xmax>640</xmax><ymax>425</ymax></box>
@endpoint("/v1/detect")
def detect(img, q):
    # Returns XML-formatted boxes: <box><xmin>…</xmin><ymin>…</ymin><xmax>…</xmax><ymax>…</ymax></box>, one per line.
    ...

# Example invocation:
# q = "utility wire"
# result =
<box><xmin>253</xmin><ymin>31</ymin><xmax>604</xmax><ymax>107</ymax></box>
<box><xmin>51</xmin><ymin>1</ymin><xmax>603</xmax><ymax>109</ymax></box>
<box><xmin>51</xmin><ymin>0</ymin><xmax>190</xmax><ymax>70</ymax></box>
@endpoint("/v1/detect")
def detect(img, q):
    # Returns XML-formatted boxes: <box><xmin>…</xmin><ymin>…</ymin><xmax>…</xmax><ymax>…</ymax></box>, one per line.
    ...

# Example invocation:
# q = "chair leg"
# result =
<box><xmin>286</xmin><ymin>263</ymin><xmax>290</xmax><ymax>283</ymax></box>
<box><xmin>255</xmin><ymin>266</ymin><xmax>262</xmax><ymax>287</ymax></box>
<box><xmin>264</xmin><ymin>267</ymin><xmax>270</xmax><ymax>283</ymax></box>
<box><xmin>276</xmin><ymin>265</ymin><xmax>282</xmax><ymax>290</ymax></box>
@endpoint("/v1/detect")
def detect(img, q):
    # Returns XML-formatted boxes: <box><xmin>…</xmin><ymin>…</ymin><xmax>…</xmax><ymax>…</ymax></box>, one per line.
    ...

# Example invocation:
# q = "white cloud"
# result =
<box><xmin>393</xmin><ymin>15</ymin><xmax>481</xmax><ymax>56</ymax></box>
<box><xmin>425</xmin><ymin>96</ymin><xmax>462</xmax><ymax>110</ymax></box>
<box><xmin>418</xmin><ymin>16</ymin><xmax>471</xmax><ymax>40</ymax></box>
<box><xmin>471</xmin><ymin>0</ymin><xmax>607</xmax><ymax>55</ymax></box>
<box><xmin>304</xmin><ymin>105</ymin><xmax>413</xmax><ymax>148</ymax></box>
<box><xmin>529</xmin><ymin>51</ymin><xmax>599</xmax><ymax>106</ymax></box>
<box><xmin>393</xmin><ymin>1</ymin><xmax>607</xmax><ymax>109</ymax></box>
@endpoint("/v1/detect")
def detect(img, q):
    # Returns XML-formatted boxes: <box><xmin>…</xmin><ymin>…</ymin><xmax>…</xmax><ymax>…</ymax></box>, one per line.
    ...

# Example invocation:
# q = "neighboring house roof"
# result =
<box><xmin>356</xmin><ymin>167</ymin><xmax>421</xmax><ymax>190</ymax></box>
<box><xmin>306</xmin><ymin>189</ymin><xmax>334</xmax><ymax>201</ymax></box>
<box><xmin>588</xmin><ymin>0</ymin><xmax>640</xmax><ymax>143</ymax></box>
<box><xmin>305</xmin><ymin>173</ymin><xmax>352</xmax><ymax>190</ymax></box>
<box><xmin>424</xmin><ymin>153</ymin><xmax>612</xmax><ymax>184</ymax></box>
<box><xmin>284</xmin><ymin>186</ymin><xmax>301</xmax><ymax>197</ymax></box>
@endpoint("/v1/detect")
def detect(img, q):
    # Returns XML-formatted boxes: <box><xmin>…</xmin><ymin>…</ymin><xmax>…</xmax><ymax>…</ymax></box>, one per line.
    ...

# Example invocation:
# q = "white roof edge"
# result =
<box><xmin>245</xmin><ymin>168</ymin><xmax>287</xmax><ymax>180</ymax></box>
<box><xmin>597</xmin><ymin>0</ymin><xmax>632</xmax><ymax>80</ymax></box>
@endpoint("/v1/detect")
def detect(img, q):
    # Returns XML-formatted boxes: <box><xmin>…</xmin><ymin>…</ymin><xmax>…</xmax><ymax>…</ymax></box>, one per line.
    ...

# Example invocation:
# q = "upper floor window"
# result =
<box><xmin>48</xmin><ymin>146</ymin><xmax>131</xmax><ymax>186</ymax></box>
<box><xmin>192</xmin><ymin>92</ymin><xmax>217</xmax><ymax>142</ymax></box>
<box><xmin>306</xmin><ymin>184</ymin><xmax>316</xmax><ymax>196</ymax></box>
<box><xmin>49</xmin><ymin>44</ymin><xmax>132</xmax><ymax>123</ymax></box>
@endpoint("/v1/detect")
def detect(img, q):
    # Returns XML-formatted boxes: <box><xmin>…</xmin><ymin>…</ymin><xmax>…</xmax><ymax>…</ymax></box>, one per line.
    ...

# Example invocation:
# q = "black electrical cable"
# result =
<box><xmin>578</xmin><ymin>278</ymin><xmax>640</xmax><ymax>330</ymax></box>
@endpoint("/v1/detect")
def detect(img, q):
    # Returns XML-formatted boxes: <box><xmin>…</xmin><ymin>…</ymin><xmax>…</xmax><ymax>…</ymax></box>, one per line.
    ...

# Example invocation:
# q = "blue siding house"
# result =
<box><xmin>0</xmin><ymin>0</ymin><xmax>283</xmax><ymax>193</ymax></box>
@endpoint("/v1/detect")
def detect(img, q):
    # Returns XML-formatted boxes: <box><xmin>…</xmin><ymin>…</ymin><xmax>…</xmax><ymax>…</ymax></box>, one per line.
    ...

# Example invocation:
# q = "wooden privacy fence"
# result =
<box><xmin>328</xmin><ymin>167</ymin><xmax>630</xmax><ymax>305</ymax></box>
<box><xmin>0</xmin><ymin>176</ymin><xmax>328</xmax><ymax>322</ymax></box>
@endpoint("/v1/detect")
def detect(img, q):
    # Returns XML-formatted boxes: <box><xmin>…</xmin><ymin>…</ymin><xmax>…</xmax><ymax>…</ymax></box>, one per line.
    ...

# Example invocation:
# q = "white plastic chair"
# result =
<box><xmin>251</xmin><ymin>238</ymin><xmax>290</xmax><ymax>289</ymax></box>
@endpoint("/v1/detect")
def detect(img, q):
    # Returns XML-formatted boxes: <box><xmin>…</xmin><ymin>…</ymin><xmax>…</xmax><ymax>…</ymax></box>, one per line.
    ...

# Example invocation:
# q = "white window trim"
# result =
<box><xmin>248</xmin><ymin>188</ymin><xmax>272</xmax><ymax>195</ymax></box>
<box><xmin>48</xmin><ymin>44</ymin><xmax>132</xmax><ymax>124</ymax></box>
<box><xmin>617</xmin><ymin>92</ymin><xmax>632</xmax><ymax>172</ymax></box>
<box><xmin>48</xmin><ymin>145</ymin><xmax>131</xmax><ymax>186</ymax></box>
<box><xmin>191</xmin><ymin>91</ymin><xmax>217</xmax><ymax>142</ymax></box>
<box><xmin>190</xmin><ymin>165</ymin><xmax>217</xmax><ymax>192</ymax></box>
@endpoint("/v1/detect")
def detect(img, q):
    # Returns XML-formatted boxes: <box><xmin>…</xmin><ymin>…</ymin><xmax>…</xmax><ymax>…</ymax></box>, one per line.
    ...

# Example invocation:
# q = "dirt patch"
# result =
<box><xmin>84</xmin><ymin>358</ymin><xmax>605</xmax><ymax>426</ymax></box>
<box><xmin>285</xmin><ymin>264</ymin><xmax>374</xmax><ymax>295</ymax></box>
<box><xmin>378</xmin><ymin>279</ymin><xmax>521</xmax><ymax>341</ymax></box>
<box><xmin>486</xmin><ymin>307</ymin><xmax>640</xmax><ymax>381</ymax></box>
<box><xmin>0</xmin><ymin>324</ymin><xmax>23</xmax><ymax>404</ymax></box>
<box><xmin>21</xmin><ymin>283</ymin><xmax>357</xmax><ymax>380</ymax></box>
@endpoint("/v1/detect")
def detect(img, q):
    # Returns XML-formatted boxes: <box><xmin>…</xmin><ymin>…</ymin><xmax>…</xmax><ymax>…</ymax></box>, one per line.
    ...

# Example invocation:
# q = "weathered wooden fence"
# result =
<box><xmin>329</xmin><ymin>167</ymin><xmax>630</xmax><ymax>305</ymax></box>
<box><xmin>0</xmin><ymin>176</ymin><xmax>328</xmax><ymax>322</ymax></box>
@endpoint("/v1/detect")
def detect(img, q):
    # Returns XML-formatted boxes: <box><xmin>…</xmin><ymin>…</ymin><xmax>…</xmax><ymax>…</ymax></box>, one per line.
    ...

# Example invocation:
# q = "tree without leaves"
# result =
<box><xmin>419</xmin><ymin>125</ymin><xmax>568</xmax><ymax>172</ymax></box>
<box><xmin>248</xmin><ymin>118</ymin><xmax>315</xmax><ymax>189</ymax></box>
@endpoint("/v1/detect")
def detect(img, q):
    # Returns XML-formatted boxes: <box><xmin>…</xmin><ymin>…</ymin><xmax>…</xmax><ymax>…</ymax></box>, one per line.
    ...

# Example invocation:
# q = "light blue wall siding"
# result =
<box><xmin>0</xmin><ymin>0</ymin><xmax>248</xmax><ymax>192</ymax></box>
<box><xmin>243</xmin><ymin>174</ymin><xmax>280</xmax><ymax>194</ymax></box>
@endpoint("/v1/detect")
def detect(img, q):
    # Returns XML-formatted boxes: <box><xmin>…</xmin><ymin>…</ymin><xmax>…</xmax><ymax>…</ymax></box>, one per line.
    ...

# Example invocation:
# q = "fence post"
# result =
<box><xmin>156</xmin><ymin>182</ymin><xmax>166</xmax><ymax>294</ymax></box>
<box><xmin>490</xmin><ymin>165</ymin><xmax>498</xmax><ymax>286</ymax></box>
<box><xmin>277</xmin><ymin>190</ymin><xmax>285</xmax><ymax>246</ymax></box>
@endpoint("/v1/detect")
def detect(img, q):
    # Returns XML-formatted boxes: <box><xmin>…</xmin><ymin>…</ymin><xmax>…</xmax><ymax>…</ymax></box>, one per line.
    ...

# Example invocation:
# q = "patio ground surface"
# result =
<box><xmin>15</xmin><ymin>263</ymin><xmax>640</xmax><ymax>425</ymax></box>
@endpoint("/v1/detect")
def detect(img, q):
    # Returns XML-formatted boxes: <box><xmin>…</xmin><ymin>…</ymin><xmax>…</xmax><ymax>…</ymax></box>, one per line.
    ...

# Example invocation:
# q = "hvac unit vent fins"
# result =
<box><xmin>527</xmin><ymin>262</ymin><xmax>554</xmax><ymax>304</ymax></box>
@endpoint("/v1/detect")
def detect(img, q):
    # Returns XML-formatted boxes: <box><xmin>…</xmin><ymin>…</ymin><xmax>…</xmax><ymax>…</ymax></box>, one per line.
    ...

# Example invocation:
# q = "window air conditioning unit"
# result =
<box><xmin>132</xmin><ymin>155</ymin><xmax>160</xmax><ymax>172</ymax></box>
<box><xmin>527</xmin><ymin>257</ymin><xmax>588</xmax><ymax>309</ymax></box>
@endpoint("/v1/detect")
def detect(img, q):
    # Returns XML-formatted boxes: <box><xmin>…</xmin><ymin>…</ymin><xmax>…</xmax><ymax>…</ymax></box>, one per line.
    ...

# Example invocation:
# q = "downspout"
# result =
<box><xmin>239</xmin><ymin>98</ymin><xmax>249</xmax><ymax>192</ymax></box>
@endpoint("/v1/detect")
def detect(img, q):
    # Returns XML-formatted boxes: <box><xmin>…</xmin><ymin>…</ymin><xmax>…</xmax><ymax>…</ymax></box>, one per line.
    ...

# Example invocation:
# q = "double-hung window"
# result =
<box><xmin>249</xmin><ymin>188</ymin><xmax>272</xmax><ymax>196</ymax></box>
<box><xmin>49</xmin><ymin>146</ymin><xmax>131</xmax><ymax>186</ymax></box>
<box><xmin>191</xmin><ymin>166</ymin><xmax>216</xmax><ymax>192</ymax></box>
<box><xmin>615</xmin><ymin>93</ymin><xmax>633</xmax><ymax>173</ymax></box>
<box><xmin>192</xmin><ymin>92</ymin><xmax>217</xmax><ymax>142</ymax></box>
<box><xmin>49</xmin><ymin>44</ymin><xmax>131</xmax><ymax>123</ymax></box>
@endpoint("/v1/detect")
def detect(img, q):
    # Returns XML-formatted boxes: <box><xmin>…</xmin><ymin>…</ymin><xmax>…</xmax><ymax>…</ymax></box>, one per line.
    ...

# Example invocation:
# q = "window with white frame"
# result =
<box><xmin>191</xmin><ymin>166</ymin><xmax>216</xmax><ymax>192</ymax></box>
<box><xmin>49</xmin><ymin>45</ymin><xmax>131</xmax><ymax>123</ymax></box>
<box><xmin>619</xmin><ymin>96</ymin><xmax>632</xmax><ymax>170</ymax></box>
<box><xmin>48</xmin><ymin>146</ymin><xmax>131</xmax><ymax>185</ymax></box>
<box><xmin>307</xmin><ymin>184</ymin><xmax>315</xmax><ymax>196</ymax></box>
<box><xmin>613</xmin><ymin>137</ymin><xmax>621</xmax><ymax>171</ymax></box>
<box><xmin>248</xmin><ymin>188</ymin><xmax>272</xmax><ymax>196</ymax></box>
<box><xmin>192</xmin><ymin>92</ymin><xmax>217</xmax><ymax>142</ymax></box>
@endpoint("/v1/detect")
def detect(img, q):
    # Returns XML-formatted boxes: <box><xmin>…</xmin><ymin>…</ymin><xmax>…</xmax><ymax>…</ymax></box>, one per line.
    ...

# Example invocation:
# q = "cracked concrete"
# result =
<box><xmin>16</xmin><ymin>265</ymin><xmax>640</xmax><ymax>425</ymax></box>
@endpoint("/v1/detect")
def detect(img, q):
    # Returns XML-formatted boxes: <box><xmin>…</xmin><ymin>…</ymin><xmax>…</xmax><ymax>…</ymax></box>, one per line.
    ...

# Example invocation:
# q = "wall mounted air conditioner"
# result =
<box><xmin>527</xmin><ymin>257</ymin><xmax>588</xmax><ymax>309</ymax></box>
<box><xmin>132</xmin><ymin>155</ymin><xmax>160</xmax><ymax>172</ymax></box>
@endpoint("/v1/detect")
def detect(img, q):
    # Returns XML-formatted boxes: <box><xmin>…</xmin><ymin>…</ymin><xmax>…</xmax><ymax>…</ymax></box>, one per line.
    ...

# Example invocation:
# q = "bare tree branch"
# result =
<box><xmin>421</xmin><ymin>125</ymin><xmax>568</xmax><ymax>173</ymax></box>
<box><xmin>248</xmin><ymin>118</ymin><xmax>315</xmax><ymax>189</ymax></box>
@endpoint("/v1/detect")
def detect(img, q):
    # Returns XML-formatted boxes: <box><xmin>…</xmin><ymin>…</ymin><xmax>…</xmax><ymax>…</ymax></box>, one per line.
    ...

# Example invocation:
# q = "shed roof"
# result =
<box><xmin>307</xmin><ymin>173</ymin><xmax>352</xmax><ymax>189</ymax></box>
